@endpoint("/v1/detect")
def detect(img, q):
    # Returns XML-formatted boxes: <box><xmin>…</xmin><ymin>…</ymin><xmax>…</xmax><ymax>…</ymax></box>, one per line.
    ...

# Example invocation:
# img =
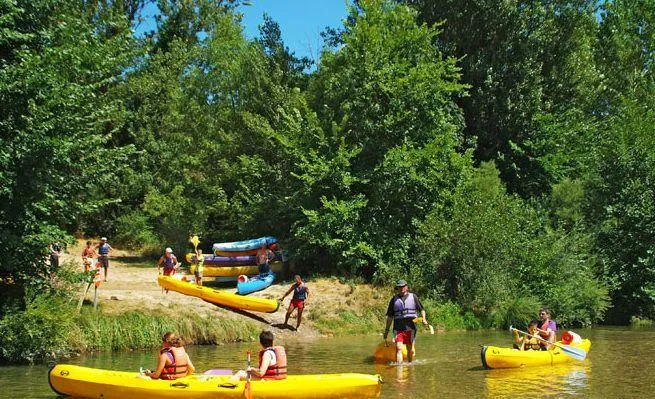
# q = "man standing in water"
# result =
<box><xmin>383</xmin><ymin>279</ymin><xmax>428</xmax><ymax>363</ymax></box>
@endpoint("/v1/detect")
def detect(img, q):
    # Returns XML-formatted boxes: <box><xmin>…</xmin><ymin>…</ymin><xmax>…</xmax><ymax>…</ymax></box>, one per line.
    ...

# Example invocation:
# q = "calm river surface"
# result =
<box><xmin>3</xmin><ymin>326</ymin><xmax>654</xmax><ymax>398</ymax></box>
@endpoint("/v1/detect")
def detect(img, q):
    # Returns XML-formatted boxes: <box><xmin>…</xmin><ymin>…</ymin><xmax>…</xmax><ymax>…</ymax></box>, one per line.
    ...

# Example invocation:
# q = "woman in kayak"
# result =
<box><xmin>146</xmin><ymin>332</ymin><xmax>195</xmax><ymax>380</ymax></box>
<box><xmin>537</xmin><ymin>307</ymin><xmax>557</xmax><ymax>349</ymax></box>
<box><xmin>232</xmin><ymin>330</ymin><xmax>287</xmax><ymax>381</ymax></box>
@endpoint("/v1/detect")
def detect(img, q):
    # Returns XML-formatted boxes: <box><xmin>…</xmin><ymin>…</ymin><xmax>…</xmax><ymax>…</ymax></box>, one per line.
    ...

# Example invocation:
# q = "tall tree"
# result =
<box><xmin>0</xmin><ymin>1</ymin><xmax>136</xmax><ymax>293</ymax></box>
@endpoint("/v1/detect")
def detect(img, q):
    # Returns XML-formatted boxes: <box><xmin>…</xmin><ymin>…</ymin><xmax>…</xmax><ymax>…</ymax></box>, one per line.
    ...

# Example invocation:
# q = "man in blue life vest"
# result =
<box><xmin>383</xmin><ymin>279</ymin><xmax>428</xmax><ymax>363</ymax></box>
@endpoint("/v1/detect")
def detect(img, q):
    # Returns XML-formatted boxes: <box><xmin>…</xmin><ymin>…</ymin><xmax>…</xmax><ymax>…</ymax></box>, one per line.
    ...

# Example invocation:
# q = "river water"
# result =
<box><xmin>3</xmin><ymin>326</ymin><xmax>654</xmax><ymax>398</ymax></box>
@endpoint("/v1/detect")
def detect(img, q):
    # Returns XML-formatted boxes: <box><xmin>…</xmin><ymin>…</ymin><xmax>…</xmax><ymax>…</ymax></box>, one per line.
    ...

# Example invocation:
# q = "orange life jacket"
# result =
<box><xmin>258</xmin><ymin>346</ymin><xmax>287</xmax><ymax>380</ymax></box>
<box><xmin>160</xmin><ymin>346</ymin><xmax>188</xmax><ymax>380</ymax></box>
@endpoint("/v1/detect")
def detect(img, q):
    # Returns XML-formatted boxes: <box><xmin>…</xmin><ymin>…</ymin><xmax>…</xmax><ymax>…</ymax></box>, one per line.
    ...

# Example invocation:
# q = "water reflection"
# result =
<box><xmin>2</xmin><ymin>327</ymin><xmax>655</xmax><ymax>398</ymax></box>
<box><xmin>485</xmin><ymin>364</ymin><xmax>589</xmax><ymax>398</ymax></box>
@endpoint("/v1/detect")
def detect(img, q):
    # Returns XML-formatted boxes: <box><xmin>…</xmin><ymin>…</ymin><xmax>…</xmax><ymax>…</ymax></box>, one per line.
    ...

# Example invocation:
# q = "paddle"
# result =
<box><xmin>243</xmin><ymin>351</ymin><xmax>253</xmax><ymax>399</ymax></box>
<box><xmin>413</xmin><ymin>317</ymin><xmax>435</xmax><ymax>335</ymax></box>
<box><xmin>509</xmin><ymin>326</ymin><xmax>587</xmax><ymax>361</ymax></box>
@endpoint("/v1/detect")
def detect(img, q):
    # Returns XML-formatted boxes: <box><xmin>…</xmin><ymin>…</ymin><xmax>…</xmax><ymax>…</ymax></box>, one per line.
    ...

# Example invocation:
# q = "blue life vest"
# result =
<box><xmin>98</xmin><ymin>243</ymin><xmax>110</xmax><ymax>255</ymax></box>
<box><xmin>392</xmin><ymin>294</ymin><xmax>418</xmax><ymax>320</ymax></box>
<box><xmin>293</xmin><ymin>283</ymin><xmax>307</xmax><ymax>300</ymax></box>
<box><xmin>163</xmin><ymin>255</ymin><xmax>176</xmax><ymax>269</ymax></box>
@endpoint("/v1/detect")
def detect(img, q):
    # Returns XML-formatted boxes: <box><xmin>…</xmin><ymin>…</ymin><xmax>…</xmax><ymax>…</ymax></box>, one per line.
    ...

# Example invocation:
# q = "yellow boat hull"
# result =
<box><xmin>481</xmin><ymin>339</ymin><xmax>591</xmax><ymax>369</ymax></box>
<box><xmin>157</xmin><ymin>275</ymin><xmax>279</xmax><ymax>313</ymax></box>
<box><xmin>49</xmin><ymin>364</ymin><xmax>382</xmax><ymax>399</ymax></box>
<box><xmin>373</xmin><ymin>342</ymin><xmax>415</xmax><ymax>363</ymax></box>
<box><xmin>200</xmin><ymin>262</ymin><xmax>285</xmax><ymax>277</ymax></box>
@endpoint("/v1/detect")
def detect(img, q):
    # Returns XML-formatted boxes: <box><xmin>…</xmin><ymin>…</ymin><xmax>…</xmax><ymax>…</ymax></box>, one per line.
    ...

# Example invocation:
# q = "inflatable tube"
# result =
<box><xmin>481</xmin><ymin>339</ymin><xmax>591</xmax><ymax>369</ymax></box>
<box><xmin>373</xmin><ymin>342</ymin><xmax>415</xmax><ymax>363</ymax></box>
<box><xmin>212</xmin><ymin>236</ymin><xmax>277</xmax><ymax>254</ymax></box>
<box><xmin>237</xmin><ymin>273</ymin><xmax>275</xmax><ymax>295</ymax></box>
<box><xmin>185</xmin><ymin>253</ymin><xmax>258</xmax><ymax>266</ymax></box>
<box><xmin>201</xmin><ymin>261</ymin><xmax>285</xmax><ymax>278</ymax></box>
<box><xmin>157</xmin><ymin>275</ymin><xmax>279</xmax><ymax>313</ymax></box>
<box><xmin>49</xmin><ymin>364</ymin><xmax>382</xmax><ymax>399</ymax></box>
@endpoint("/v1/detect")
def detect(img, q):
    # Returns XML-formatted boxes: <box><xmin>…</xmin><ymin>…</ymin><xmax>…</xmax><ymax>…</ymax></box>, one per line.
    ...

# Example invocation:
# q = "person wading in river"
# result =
<box><xmin>383</xmin><ymin>279</ymin><xmax>428</xmax><ymax>363</ymax></box>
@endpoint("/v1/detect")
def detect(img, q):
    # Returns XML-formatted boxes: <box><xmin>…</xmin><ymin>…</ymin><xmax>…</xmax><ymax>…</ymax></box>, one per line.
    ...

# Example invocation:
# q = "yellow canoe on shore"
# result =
<box><xmin>157</xmin><ymin>275</ymin><xmax>279</xmax><ymax>313</ymax></box>
<box><xmin>197</xmin><ymin>262</ymin><xmax>285</xmax><ymax>278</ymax></box>
<box><xmin>49</xmin><ymin>364</ymin><xmax>382</xmax><ymax>399</ymax></box>
<box><xmin>481</xmin><ymin>339</ymin><xmax>591</xmax><ymax>369</ymax></box>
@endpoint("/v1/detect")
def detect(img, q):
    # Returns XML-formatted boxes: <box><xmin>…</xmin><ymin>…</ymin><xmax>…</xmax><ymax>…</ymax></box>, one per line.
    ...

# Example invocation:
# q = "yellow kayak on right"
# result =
<box><xmin>481</xmin><ymin>339</ymin><xmax>591</xmax><ymax>369</ymax></box>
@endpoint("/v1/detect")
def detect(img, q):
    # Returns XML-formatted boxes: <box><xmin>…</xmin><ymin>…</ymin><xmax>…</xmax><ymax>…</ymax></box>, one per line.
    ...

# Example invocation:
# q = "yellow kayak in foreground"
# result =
<box><xmin>157</xmin><ymin>275</ymin><xmax>279</xmax><ymax>313</ymax></box>
<box><xmin>481</xmin><ymin>339</ymin><xmax>591</xmax><ymax>369</ymax></box>
<box><xmin>49</xmin><ymin>364</ymin><xmax>382</xmax><ymax>399</ymax></box>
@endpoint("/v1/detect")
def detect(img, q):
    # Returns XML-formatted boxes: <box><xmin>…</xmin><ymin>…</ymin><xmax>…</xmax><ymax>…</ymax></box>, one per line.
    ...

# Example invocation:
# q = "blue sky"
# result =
<box><xmin>240</xmin><ymin>1</ymin><xmax>349</xmax><ymax>63</ymax></box>
<box><xmin>135</xmin><ymin>1</ymin><xmax>349</xmax><ymax>64</ymax></box>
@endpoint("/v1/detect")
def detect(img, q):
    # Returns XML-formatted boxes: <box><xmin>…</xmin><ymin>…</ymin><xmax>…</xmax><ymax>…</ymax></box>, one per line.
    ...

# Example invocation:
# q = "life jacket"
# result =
<box><xmin>98</xmin><ymin>243</ymin><xmax>110</xmax><ymax>255</ymax></box>
<box><xmin>258</xmin><ymin>346</ymin><xmax>287</xmax><ymax>380</ymax></box>
<box><xmin>522</xmin><ymin>336</ymin><xmax>541</xmax><ymax>351</ymax></box>
<box><xmin>292</xmin><ymin>283</ymin><xmax>307</xmax><ymax>300</ymax></box>
<box><xmin>392</xmin><ymin>293</ymin><xmax>418</xmax><ymax>320</ymax></box>
<box><xmin>159</xmin><ymin>347</ymin><xmax>188</xmax><ymax>380</ymax></box>
<box><xmin>163</xmin><ymin>254</ymin><xmax>176</xmax><ymax>269</ymax></box>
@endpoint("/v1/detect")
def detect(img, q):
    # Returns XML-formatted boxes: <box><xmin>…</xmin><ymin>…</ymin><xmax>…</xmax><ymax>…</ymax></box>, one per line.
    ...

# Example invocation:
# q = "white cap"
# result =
<box><xmin>101</xmin><ymin>237</ymin><xmax>107</xmax><ymax>241</ymax></box>
<box><xmin>165</xmin><ymin>247</ymin><xmax>173</xmax><ymax>253</ymax></box>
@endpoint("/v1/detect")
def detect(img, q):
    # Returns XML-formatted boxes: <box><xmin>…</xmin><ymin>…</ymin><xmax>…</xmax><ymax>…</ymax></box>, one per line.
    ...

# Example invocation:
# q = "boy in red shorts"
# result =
<box><xmin>280</xmin><ymin>275</ymin><xmax>309</xmax><ymax>331</ymax></box>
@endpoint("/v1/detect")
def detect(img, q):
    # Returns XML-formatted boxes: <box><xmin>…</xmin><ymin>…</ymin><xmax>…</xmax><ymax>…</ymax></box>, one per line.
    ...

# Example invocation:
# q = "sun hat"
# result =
<box><xmin>395</xmin><ymin>279</ymin><xmax>408</xmax><ymax>287</ymax></box>
<box><xmin>165</xmin><ymin>247</ymin><xmax>173</xmax><ymax>253</ymax></box>
<box><xmin>101</xmin><ymin>237</ymin><xmax>107</xmax><ymax>241</ymax></box>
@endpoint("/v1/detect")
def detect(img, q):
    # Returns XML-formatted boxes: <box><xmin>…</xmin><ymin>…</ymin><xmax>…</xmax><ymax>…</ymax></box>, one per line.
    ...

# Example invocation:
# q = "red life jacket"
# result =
<box><xmin>258</xmin><ymin>346</ymin><xmax>287</xmax><ymax>380</ymax></box>
<box><xmin>160</xmin><ymin>346</ymin><xmax>188</xmax><ymax>380</ymax></box>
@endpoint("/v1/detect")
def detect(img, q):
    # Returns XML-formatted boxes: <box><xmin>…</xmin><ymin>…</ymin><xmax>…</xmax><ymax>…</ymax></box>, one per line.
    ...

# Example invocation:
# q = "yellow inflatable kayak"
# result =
<box><xmin>373</xmin><ymin>342</ymin><xmax>415</xmax><ymax>363</ymax></box>
<box><xmin>49</xmin><ymin>364</ymin><xmax>382</xmax><ymax>399</ymax></box>
<box><xmin>157</xmin><ymin>275</ymin><xmax>279</xmax><ymax>313</ymax></box>
<box><xmin>481</xmin><ymin>339</ymin><xmax>591</xmax><ymax>369</ymax></box>
<box><xmin>197</xmin><ymin>262</ymin><xmax>285</xmax><ymax>278</ymax></box>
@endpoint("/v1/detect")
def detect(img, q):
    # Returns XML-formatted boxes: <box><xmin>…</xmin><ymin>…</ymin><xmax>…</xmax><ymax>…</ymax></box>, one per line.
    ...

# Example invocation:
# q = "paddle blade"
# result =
<box><xmin>189</xmin><ymin>235</ymin><xmax>200</xmax><ymax>249</ymax></box>
<box><xmin>243</xmin><ymin>381</ymin><xmax>253</xmax><ymax>399</ymax></box>
<box><xmin>429</xmin><ymin>325</ymin><xmax>435</xmax><ymax>335</ymax></box>
<box><xmin>558</xmin><ymin>344</ymin><xmax>587</xmax><ymax>361</ymax></box>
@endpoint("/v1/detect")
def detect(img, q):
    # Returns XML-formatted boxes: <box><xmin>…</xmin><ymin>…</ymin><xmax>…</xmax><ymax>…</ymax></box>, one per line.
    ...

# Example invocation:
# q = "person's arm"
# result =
<box><xmin>147</xmin><ymin>353</ymin><xmax>168</xmax><ymax>379</ymax></box>
<box><xmin>249</xmin><ymin>351</ymin><xmax>272</xmax><ymax>378</ymax></box>
<box><xmin>185</xmin><ymin>354</ymin><xmax>196</xmax><ymax>376</ymax></box>
<box><xmin>415</xmin><ymin>294</ymin><xmax>429</xmax><ymax>328</ymax></box>
<box><xmin>157</xmin><ymin>257</ymin><xmax>163</xmax><ymax>274</ymax></box>
<box><xmin>279</xmin><ymin>284</ymin><xmax>295</xmax><ymax>301</ymax></box>
<box><xmin>304</xmin><ymin>286</ymin><xmax>309</xmax><ymax>306</ymax></box>
<box><xmin>383</xmin><ymin>316</ymin><xmax>393</xmax><ymax>341</ymax></box>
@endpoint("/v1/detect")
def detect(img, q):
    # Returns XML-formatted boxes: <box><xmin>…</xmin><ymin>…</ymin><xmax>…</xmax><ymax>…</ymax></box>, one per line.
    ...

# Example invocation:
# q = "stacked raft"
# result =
<box><xmin>187</xmin><ymin>236</ymin><xmax>283</xmax><ymax>282</ymax></box>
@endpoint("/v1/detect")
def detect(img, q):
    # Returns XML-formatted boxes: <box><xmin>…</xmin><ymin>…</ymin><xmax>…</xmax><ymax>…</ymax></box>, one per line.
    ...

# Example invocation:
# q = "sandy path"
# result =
<box><xmin>59</xmin><ymin>240</ymin><xmax>382</xmax><ymax>340</ymax></box>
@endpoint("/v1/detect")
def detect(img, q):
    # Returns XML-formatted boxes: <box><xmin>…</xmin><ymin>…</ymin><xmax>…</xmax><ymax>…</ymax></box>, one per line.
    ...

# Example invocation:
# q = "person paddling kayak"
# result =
<box><xmin>383</xmin><ymin>279</ymin><xmax>428</xmax><ymax>363</ymax></box>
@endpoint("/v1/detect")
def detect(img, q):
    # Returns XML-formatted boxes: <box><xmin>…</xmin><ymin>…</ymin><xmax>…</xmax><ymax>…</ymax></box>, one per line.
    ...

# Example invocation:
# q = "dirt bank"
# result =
<box><xmin>61</xmin><ymin>240</ymin><xmax>389</xmax><ymax>342</ymax></box>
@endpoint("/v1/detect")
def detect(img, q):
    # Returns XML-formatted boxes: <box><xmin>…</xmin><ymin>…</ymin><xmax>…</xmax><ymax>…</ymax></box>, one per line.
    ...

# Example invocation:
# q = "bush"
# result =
<box><xmin>0</xmin><ymin>294</ymin><xmax>79</xmax><ymax>363</ymax></box>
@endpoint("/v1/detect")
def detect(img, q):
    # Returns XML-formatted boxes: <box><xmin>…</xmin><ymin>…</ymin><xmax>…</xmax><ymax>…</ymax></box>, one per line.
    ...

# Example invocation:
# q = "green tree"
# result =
<box><xmin>300</xmin><ymin>0</ymin><xmax>468</xmax><ymax>276</ymax></box>
<box><xmin>0</xmin><ymin>1</ymin><xmax>136</xmax><ymax>292</ymax></box>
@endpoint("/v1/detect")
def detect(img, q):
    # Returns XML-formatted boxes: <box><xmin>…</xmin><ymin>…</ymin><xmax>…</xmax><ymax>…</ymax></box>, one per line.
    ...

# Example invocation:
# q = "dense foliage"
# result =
<box><xmin>1</xmin><ymin>0</ymin><xmax>654</xmax><ymax>360</ymax></box>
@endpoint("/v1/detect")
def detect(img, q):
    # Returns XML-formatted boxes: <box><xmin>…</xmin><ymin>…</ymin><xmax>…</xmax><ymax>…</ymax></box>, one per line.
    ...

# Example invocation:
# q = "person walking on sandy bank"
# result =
<box><xmin>81</xmin><ymin>240</ymin><xmax>96</xmax><ymax>272</ymax></box>
<box><xmin>94</xmin><ymin>237</ymin><xmax>113</xmax><ymax>282</ymax></box>
<box><xmin>193</xmin><ymin>248</ymin><xmax>204</xmax><ymax>287</ymax></box>
<box><xmin>383</xmin><ymin>279</ymin><xmax>428</xmax><ymax>364</ymax></box>
<box><xmin>280</xmin><ymin>275</ymin><xmax>309</xmax><ymax>331</ymax></box>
